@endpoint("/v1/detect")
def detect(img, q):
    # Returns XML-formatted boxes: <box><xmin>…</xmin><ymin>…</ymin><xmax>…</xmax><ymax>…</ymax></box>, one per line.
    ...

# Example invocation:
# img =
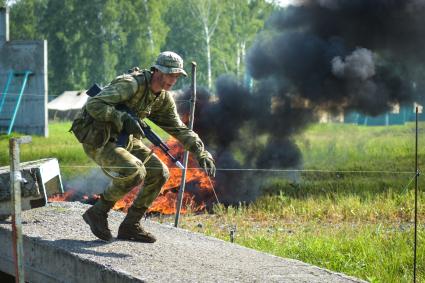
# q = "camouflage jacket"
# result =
<box><xmin>82</xmin><ymin>70</ymin><xmax>206</xmax><ymax>158</ymax></box>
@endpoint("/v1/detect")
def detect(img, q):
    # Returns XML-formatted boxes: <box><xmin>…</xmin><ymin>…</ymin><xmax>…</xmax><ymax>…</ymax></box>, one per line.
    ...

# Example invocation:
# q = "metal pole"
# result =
<box><xmin>175</xmin><ymin>62</ymin><xmax>197</xmax><ymax>228</ymax></box>
<box><xmin>8</xmin><ymin>71</ymin><xmax>33</xmax><ymax>135</ymax></box>
<box><xmin>10</xmin><ymin>136</ymin><xmax>32</xmax><ymax>283</ymax></box>
<box><xmin>414</xmin><ymin>106</ymin><xmax>419</xmax><ymax>283</ymax></box>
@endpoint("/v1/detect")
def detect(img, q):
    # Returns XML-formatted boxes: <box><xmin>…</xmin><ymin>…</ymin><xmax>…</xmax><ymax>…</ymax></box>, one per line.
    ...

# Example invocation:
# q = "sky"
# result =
<box><xmin>275</xmin><ymin>0</ymin><xmax>300</xmax><ymax>7</ymax></box>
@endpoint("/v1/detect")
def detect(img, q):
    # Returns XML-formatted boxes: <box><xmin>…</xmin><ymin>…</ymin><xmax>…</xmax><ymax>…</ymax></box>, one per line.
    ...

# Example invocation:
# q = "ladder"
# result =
<box><xmin>0</xmin><ymin>70</ymin><xmax>33</xmax><ymax>135</ymax></box>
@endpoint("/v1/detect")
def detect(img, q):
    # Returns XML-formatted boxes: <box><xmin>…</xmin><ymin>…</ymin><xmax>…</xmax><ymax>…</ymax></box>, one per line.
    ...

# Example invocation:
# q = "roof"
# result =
<box><xmin>47</xmin><ymin>91</ymin><xmax>88</xmax><ymax>111</ymax></box>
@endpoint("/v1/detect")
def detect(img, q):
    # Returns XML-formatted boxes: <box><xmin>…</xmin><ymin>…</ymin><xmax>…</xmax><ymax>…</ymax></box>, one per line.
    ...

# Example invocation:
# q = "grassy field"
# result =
<box><xmin>164</xmin><ymin>123</ymin><xmax>425</xmax><ymax>282</ymax></box>
<box><xmin>1</xmin><ymin>121</ymin><xmax>424</xmax><ymax>282</ymax></box>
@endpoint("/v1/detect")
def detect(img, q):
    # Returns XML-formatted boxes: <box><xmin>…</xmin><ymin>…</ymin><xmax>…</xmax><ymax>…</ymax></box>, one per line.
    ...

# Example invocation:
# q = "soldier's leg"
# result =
<box><xmin>82</xmin><ymin>142</ymin><xmax>146</xmax><ymax>241</ymax></box>
<box><xmin>118</xmin><ymin>139</ymin><xmax>169</xmax><ymax>242</ymax></box>
<box><xmin>129</xmin><ymin>139</ymin><xmax>169</xmax><ymax>212</ymax></box>
<box><xmin>87</xmin><ymin>142</ymin><xmax>147</xmax><ymax>202</ymax></box>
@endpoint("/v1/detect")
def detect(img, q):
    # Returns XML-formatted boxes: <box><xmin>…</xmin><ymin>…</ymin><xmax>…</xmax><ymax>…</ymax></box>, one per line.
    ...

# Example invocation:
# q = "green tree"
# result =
<box><xmin>162</xmin><ymin>1</ymin><xmax>206</xmax><ymax>89</ymax></box>
<box><xmin>163</xmin><ymin>0</ymin><xmax>274</xmax><ymax>91</ymax></box>
<box><xmin>114</xmin><ymin>0</ymin><xmax>169</xmax><ymax>74</ymax></box>
<box><xmin>42</xmin><ymin>0</ymin><xmax>170</xmax><ymax>93</ymax></box>
<box><xmin>40</xmin><ymin>0</ymin><xmax>125</xmax><ymax>92</ymax></box>
<box><xmin>8</xmin><ymin>0</ymin><xmax>276</xmax><ymax>95</ymax></box>
<box><xmin>74</xmin><ymin>0</ymin><xmax>122</xmax><ymax>84</ymax></box>
<box><xmin>40</xmin><ymin>0</ymin><xmax>87</xmax><ymax>93</ymax></box>
<box><xmin>187</xmin><ymin>0</ymin><xmax>222</xmax><ymax>90</ymax></box>
<box><xmin>223</xmin><ymin>0</ymin><xmax>274</xmax><ymax>79</ymax></box>
<box><xmin>9</xmin><ymin>0</ymin><xmax>47</xmax><ymax>40</ymax></box>
<box><xmin>1</xmin><ymin>0</ymin><xmax>14</xmax><ymax>8</ymax></box>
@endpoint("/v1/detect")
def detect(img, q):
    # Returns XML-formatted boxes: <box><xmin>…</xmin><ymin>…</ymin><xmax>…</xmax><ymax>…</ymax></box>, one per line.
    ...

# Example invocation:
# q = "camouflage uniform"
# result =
<box><xmin>74</xmin><ymin>51</ymin><xmax>215</xmax><ymax>242</ymax></box>
<box><xmin>82</xmin><ymin>70</ymin><xmax>208</xmax><ymax>209</ymax></box>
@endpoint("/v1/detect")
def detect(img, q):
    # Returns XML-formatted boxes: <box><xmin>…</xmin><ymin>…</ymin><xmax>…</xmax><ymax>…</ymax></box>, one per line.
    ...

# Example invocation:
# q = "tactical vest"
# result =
<box><xmin>116</xmin><ymin>67</ymin><xmax>164</xmax><ymax>121</ymax></box>
<box><xmin>70</xmin><ymin>68</ymin><xmax>152</xmax><ymax>148</ymax></box>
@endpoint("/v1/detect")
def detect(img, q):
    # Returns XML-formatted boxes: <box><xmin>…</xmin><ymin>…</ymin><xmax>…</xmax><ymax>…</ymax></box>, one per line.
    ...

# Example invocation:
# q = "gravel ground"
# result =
<box><xmin>0</xmin><ymin>202</ymin><xmax>366</xmax><ymax>282</ymax></box>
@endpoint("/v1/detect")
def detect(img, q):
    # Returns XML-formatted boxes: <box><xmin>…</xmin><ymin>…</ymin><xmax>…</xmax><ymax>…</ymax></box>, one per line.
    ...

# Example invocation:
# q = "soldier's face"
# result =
<box><xmin>158</xmin><ymin>72</ymin><xmax>181</xmax><ymax>91</ymax></box>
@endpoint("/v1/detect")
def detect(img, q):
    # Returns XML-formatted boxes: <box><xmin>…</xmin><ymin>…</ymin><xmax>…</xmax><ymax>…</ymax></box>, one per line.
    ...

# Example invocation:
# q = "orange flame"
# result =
<box><xmin>48</xmin><ymin>189</ymin><xmax>77</xmax><ymax>202</ymax></box>
<box><xmin>114</xmin><ymin>138</ymin><xmax>215</xmax><ymax>214</ymax></box>
<box><xmin>48</xmin><ymin>189</ymin><xmax>100</xmax><ymax>203</ymax></box>
<box><xmin>49</xmin><ymin>138</ymin><xmax>215</xmax><ymax>215</ymax></box>
<box><xmin>113</xmin><ymin>187</ymin><xmax>139</xmax><ymax>211</ymax></box>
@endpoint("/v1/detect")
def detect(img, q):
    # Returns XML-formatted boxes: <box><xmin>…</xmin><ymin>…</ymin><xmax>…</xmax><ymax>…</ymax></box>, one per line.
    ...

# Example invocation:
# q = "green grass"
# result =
<box><xmin>174</xmin><ymin>197</ymin><xmax>424</xmax><ymax>282</ymax></box>
<box><xmin>240</xmin><ymin>224</ymin><xmax>421</xmax><ymax>283</ymax></box>
<box><xmin>0</xmin><ymin>122</ymin><xmax>92</xmax><ymax>176</ymax></box>
<box><xmin>162</xmin><ymin>122</ymin><xmax>425</xmax><ymax>282</ymax></box>
<box><xmin>296</xmin><ymin>123</ymin><xmax>421</xmax><ymax>172</ymax></box>
<box><xmin>0</xmin><ymin>121</ymin><xmax>167</xmax><ymax>177</ymax></box>
<box><xmin>2</xmin><ymin>121</ymin><xmax>424</xmax><ymax>282</ymax></box>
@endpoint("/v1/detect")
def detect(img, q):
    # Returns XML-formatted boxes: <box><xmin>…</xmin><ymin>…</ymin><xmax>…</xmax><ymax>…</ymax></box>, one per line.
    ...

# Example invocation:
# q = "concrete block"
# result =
<box><xmin>0</xmin><ymin>158</ymin><xmax>63</xmax><ymax>218</ymax></box>
<box><xmin>0</xmin><ymin>202</ymin><xmax>366</xmax><ymax>283</ymax></box>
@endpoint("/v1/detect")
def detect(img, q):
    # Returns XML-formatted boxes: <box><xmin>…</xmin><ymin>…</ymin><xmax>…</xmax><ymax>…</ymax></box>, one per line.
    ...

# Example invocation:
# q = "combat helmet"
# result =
<box><xmin>153</xmin><ymin>51</ymin><xmax>187</xmax><ymax>77</ymax></box>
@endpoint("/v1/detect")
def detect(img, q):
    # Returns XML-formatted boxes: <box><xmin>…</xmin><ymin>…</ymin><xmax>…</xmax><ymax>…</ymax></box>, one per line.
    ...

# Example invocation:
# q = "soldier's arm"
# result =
<box><xmin>85</xmin><ymin>75</ymin><xmax>137</xmax><ymax>131</ymax></box>
<box><xmin>148</xmin><ymin>92</ymin><xmax>206</xmax><ymax>158</ymax></box>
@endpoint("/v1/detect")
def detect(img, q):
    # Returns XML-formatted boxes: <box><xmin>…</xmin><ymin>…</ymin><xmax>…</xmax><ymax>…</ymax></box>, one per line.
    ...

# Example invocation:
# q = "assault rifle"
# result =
<box><xmin>86</xmin><ymin>84</ymin><xmax>184</xmax><ymax>169</ymax></box>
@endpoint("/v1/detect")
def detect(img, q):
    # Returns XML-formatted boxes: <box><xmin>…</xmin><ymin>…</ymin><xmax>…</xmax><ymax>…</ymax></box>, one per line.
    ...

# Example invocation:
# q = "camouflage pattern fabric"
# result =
<box><xmin>83</xmin><ymin>138</ymin><xmax>168</xmax><ymax>210</ymax></box>
<box><xmin>81</xmin><ymin>69</ymin><xmax>208</xmax><ymax>210</ymax></box>
<box><xmin>84</xmin><ymin>70</ymin><xmax>206</xmax><ymax>157</ymax></box>
<box><xmin>153</xmin><ymin>51</ymin><xmax>187</xmax><ymax>76</ymax></box>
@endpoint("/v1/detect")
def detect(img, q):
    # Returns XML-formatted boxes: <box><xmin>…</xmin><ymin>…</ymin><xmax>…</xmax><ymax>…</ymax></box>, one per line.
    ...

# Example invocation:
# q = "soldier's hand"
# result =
<box><xmin>122</xmin><ymin>113</ymin><xmax>144</xmax><ymax>137</ymax></box>
<box><xmin>198</xmin><ymin>151</ymin><xmax>216</xmax><ymax>177</ymax></box>
<box><xmin>137</xmin><ymin>118</ymin><xmax>148</xmax><ymax>129</ymax></box>
<box><xmin>135</xmin><ymin>119</ymin><xmax>148</xmax><ymax>139</ymax></box>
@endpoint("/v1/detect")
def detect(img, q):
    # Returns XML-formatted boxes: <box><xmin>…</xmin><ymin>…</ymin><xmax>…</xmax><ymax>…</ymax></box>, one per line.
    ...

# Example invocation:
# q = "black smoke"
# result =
<box><xmin>177</xmin><ymin>0</ymin><xmax>425</xmax><ymax>204</ymax></box>
<box><xmin>252</xmin><ymin>0</ymin><xmax>424</xmax><ymax>114</ymax></box>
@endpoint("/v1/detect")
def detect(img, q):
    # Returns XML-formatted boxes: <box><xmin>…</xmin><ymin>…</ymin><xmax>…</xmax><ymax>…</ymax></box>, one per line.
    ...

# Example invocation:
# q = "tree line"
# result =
<box><xmin>4</xmin><ymin>0</ymin><xmax>277</xmax><ymax>95</ymax></box>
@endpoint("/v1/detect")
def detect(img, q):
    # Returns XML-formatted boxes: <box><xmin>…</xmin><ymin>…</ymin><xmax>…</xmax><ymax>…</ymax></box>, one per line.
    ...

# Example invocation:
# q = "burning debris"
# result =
<box><xmin>50</xmin><ymin>139</ymin><xmax>215</xmax><ymax>214</ymax></box>
<box><xmin>48</xmin><ymin>189</ymin><xmax>100</xmax><ymax>205</ymax></box>
<box><xmin>147</xmin><ymin>139</ymin><xmax>215</xmax><ymax>214</ymax></box>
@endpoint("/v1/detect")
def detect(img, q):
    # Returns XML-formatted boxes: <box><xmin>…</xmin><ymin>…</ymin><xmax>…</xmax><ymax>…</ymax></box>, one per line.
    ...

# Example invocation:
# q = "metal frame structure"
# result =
<box><xmin>0</xmin><ymin>70</ymin><xmax>33</xmax><ymax>135</ymax></box>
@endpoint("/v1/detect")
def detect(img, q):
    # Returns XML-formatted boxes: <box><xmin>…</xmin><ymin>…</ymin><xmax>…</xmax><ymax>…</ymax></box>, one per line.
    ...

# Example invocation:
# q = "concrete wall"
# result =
<box><xmin>0</xmin><ymin>7</ymin><xmax>48</xmax><ymax>136</ymax></box>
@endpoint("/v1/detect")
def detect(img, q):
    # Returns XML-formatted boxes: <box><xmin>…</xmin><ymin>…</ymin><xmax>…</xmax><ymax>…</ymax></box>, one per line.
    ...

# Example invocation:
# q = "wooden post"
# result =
<box><xmin>10</xmin><ymin>136</ymin><xmax>32</xmax><ymax>283</ymax></box>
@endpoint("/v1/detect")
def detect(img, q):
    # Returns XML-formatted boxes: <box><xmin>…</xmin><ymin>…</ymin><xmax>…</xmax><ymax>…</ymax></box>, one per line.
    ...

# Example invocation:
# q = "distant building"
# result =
<box><xmin>317</xmin><ymin>110</ymin><xmax>344</xmax><ymax>123</ymax></box>
<box><xmin>47</xmin><ymin>91</ymin><xmax>88</xmax><ymax>120</ymax></box>
<box><xmin>343</xmin><ymin>103</ymin><xmax>423</xmax><ymax>126</ymax></box>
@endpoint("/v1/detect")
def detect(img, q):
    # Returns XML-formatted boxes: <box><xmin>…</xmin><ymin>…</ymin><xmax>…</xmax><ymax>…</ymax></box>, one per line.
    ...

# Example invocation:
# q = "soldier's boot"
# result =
<box><xmin>82</xmin><ymin>195</ymin><xmax>115</xmax><ymax>241</ymax></box>
<box><xmin>117</xmin><ymin>207</ymin><xmax>156</xmax><ymax>243</ymax></box>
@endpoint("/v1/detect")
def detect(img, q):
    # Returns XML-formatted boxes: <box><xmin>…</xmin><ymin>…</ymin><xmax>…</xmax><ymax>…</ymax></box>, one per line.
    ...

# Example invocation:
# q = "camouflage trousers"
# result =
<box><xmin>83</xmin><ymin>137</ymin><xmax>169</xmax><ymax>211</ymax></box>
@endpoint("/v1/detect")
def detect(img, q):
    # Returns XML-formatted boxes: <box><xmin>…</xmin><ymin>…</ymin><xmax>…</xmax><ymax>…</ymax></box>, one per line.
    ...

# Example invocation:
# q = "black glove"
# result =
<box><xmin>121</xmin><ymin>113</ymin><xmax>144</xmax><ymax>137</ymax></box>
<box><xmin>198</xmin><ymin>151</ymin><xmax>216</xmax><ymax>177</ymax></box>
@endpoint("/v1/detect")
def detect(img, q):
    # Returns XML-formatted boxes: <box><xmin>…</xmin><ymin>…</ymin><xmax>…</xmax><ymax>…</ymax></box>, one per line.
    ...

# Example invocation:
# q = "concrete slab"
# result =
<box><xmin>0</xmin><ymin>202</ymin><xmax>366</xmax><ymax>283</ymax></box>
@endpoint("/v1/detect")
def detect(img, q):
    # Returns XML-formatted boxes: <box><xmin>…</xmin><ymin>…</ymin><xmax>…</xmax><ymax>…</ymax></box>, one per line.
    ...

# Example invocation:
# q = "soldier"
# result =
<box><xmin>71</xmin><ymin>51</ymin><xmax>216</xmax><ymax>243</ymax></box>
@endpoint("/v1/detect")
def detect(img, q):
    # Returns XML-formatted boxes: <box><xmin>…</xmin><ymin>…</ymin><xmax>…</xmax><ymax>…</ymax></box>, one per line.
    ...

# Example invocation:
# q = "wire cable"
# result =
<box><xmin>59</xmin><ymin>164</ymin><xmax>415</xmax><ymax>175</ymax></box>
